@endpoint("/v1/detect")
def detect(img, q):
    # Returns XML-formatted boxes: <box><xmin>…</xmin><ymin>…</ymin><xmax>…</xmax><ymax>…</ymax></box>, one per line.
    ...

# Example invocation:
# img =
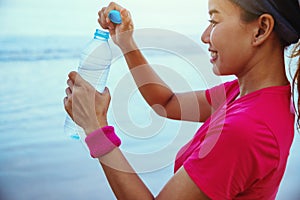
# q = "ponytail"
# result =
<box><xmin>292</xmin><ymin>41</ymin><xmax>300</xmax><ymax>128</ymax></box>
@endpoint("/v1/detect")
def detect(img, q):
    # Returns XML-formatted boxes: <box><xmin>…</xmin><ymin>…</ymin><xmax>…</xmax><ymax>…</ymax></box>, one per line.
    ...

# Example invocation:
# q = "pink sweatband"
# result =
<box><xmin>85</xmin><ymin>126</ymin><xmax>121</xmax><ymax>158</ymax></box>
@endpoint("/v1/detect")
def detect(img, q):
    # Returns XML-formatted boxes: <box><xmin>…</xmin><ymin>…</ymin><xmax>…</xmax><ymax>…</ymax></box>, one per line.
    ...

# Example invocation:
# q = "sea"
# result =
<box><xmin>0</xmin><ymin>33</ymin><xmax>215</xmax><ymax>200</ymax></box>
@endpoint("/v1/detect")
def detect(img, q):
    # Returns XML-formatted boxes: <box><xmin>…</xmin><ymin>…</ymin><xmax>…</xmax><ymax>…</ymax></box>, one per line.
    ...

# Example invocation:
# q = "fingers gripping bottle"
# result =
<box><xmin>64</xmin><ymin>29</ymin><xmax>112</xmax><ymax>140</ymax></box>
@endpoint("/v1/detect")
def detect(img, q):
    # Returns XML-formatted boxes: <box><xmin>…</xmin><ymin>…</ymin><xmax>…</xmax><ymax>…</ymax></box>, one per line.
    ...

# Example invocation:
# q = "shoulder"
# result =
<box><xmin>250</xmin><ymin>86</ymin><xmax>295</xmax><ymax>159</ymax></box>
<box><xmin>223</xmin><ymin>86</ymin><xmax>294</xmax><ymax>164</ymax></box>
<box><xmin>231</xmin><ymin>85</ymin><xmax>294</xmax><ymax>141</ymax></box>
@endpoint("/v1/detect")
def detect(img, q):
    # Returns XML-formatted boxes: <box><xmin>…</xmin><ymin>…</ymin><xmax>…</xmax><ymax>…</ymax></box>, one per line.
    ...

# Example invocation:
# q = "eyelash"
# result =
<box><xmin>208</xmin><ymin>19</ymin><xmax>218</xmax><ymax>27</ymax></box>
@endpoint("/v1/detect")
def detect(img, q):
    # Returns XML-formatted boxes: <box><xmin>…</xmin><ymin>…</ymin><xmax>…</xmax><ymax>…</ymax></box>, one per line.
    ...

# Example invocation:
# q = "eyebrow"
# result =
<box><xmin>209</xmin><ymin>9</ymin><xmax>220</xmax><ymax>16</ymax></box>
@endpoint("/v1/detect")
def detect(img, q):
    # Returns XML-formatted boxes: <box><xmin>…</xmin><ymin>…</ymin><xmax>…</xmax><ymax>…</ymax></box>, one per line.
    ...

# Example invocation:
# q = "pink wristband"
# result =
<box><xmin>85</xmin><ymin>126</ymin><xmax>121</xmax><ymax>158</ymax></box>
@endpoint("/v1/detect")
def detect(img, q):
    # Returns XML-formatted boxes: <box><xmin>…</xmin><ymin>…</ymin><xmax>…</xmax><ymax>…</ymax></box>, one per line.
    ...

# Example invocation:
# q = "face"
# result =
<box><xmin>201</xmin><ymin>0</ymin><xmax>255</xmax><ymax>76</ymax></box>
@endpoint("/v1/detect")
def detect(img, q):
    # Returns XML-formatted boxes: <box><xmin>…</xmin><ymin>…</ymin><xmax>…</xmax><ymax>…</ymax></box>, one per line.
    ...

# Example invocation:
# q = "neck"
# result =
<box><xmin>237</xmin><ymin>41</ymin><xmax>289</xmax><ymax>97</ymax></box>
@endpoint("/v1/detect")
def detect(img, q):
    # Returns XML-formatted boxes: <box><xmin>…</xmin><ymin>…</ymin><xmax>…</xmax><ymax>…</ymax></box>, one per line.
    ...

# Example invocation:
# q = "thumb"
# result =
<box><xmin>102</xmin><ymin>87</ymin><xmax>110</xmax><ymax>95</ymax></box>
<box><xmin>68</xmin><ymin>71</ymin><xmax>85</xmax><ymax>86</ymax></box>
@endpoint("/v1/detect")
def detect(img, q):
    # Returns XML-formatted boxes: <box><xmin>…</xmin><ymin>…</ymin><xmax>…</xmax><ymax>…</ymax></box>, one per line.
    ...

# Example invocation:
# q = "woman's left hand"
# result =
<box><xmin>63</xmin><ymin>71</ymin><xmax>110</xmax><ymax>135</ymax></box>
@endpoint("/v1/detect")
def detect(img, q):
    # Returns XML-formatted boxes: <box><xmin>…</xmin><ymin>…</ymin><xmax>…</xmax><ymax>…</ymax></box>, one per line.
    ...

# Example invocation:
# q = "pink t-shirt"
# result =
<box><xmin>174</xmin><ymin>80</ymin><xmax>294</xmax><ymax>199</ymax></box>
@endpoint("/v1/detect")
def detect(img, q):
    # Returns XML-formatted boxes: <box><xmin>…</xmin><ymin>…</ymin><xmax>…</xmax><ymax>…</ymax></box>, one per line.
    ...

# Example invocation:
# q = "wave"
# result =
<box><xmin>0</xmin><ymin>35</ymin><xmax>89</xmax><ymax>62</ymax></box>
<box><xmin>0</xmin><ymin>33</ymin><xmax>204</xmax><ymax>62</ymax></box>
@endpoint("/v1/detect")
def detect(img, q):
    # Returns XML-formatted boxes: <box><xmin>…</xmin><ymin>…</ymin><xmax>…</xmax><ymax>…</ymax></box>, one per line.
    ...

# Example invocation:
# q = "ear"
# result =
<box><xmin>252</xmin><ymin>14</ymin><xmax>275</xmax><ymax>46</ymax></box>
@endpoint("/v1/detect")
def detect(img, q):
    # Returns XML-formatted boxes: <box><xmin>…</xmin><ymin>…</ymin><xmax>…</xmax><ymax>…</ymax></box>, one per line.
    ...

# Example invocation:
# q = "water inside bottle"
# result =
<box><xmin>78</xmin><ymin>66</ymin><xmax>110</xmax><ymax>92</ymax></box>
<box><xmin>64</xmin><ymin>115</ymin><xmax>80</xmax><ymax>140</ymax></box>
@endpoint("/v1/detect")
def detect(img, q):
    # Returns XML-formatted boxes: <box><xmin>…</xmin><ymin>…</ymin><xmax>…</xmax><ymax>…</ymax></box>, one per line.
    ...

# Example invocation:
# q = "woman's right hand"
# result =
<box><xmin>98</xmin><ymin>2</ymin><xmax>135</xmax><ymax>52</ymax></box>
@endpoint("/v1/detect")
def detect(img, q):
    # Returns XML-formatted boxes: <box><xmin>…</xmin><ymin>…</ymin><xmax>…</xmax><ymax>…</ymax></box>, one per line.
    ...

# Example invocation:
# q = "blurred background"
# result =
<box><xmin>0</xmin><ymin>0</ymin><xmax>299</xmax><ymax>199</ymax></box>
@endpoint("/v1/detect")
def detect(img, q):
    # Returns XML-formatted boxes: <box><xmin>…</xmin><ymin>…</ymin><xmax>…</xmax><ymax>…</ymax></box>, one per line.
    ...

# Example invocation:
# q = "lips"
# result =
<box><xmin>209</xmin><ymin>49</ymin><xmax>218</xmax><ymax>63</ymax></box>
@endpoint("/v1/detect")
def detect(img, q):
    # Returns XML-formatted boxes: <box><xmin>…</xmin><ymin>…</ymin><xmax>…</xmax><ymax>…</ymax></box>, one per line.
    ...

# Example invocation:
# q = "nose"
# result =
<box><xmin>201</xmin><ymin>25</ymin><xmax>211</xmax><ymax>44</ymax></box>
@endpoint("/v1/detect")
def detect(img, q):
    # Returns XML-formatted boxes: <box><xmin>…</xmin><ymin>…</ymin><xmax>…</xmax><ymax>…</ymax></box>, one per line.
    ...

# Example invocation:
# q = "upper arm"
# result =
<box><xmin>153</xmin><ymin>90</ymin><xmax>212</xmax><ymax>122</ymax></box>
<box><xmin>156</xmin><ymin>167</ymin><xmax>210</xmax><ymax>200</ymax></box>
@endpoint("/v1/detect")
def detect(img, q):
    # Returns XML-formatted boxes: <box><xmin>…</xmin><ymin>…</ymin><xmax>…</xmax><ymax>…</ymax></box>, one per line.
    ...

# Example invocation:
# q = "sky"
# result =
<box><xmin>0</xmin><ymin>0</ymin><xmax>209</xmax><ymax>37</ymax></box>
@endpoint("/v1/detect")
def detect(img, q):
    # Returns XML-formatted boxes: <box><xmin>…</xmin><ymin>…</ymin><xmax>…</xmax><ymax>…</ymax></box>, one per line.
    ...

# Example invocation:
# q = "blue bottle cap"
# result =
<box><xmin>94</xmin><ymin>29</ymin><xmax>109</xmax><ymax>40</ymax></box>
<box><xmin>108</xmin><ymin>10</ymin><xmax>122</xmax><ymax>24</ymax></box>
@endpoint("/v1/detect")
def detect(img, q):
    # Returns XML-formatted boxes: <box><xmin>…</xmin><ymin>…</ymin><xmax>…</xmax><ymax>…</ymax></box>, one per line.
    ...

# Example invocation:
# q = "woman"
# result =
<box><xmin>64</xmin><ymin>0</ymin><xmax>300</xmax><ymax>199</ymax></box>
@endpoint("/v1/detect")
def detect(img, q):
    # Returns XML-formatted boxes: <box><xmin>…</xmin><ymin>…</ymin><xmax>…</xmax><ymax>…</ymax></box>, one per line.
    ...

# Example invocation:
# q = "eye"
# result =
<box><xmin>208</xmin><ymin>19</ymin><xmax>218</xmax><ymax>27</ymax></box>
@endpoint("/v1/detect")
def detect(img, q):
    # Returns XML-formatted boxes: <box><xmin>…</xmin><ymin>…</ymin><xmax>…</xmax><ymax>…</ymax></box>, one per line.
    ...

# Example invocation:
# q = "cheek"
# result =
<box><xmin>210</xmin><ymin>25</ymin><xmax>236</xmax><ymax>50</ymax></box>
<box><xmin>210</xmin><ymin>27</ymin><xmax>242</xmax><ymax>74</ymax></box>
<box><xmin>209</xmin><ymin>21</ymin><xmax>254</xmax><ymax>75</ymax></box>
<box><xmin>211</xmin><ymin>26</ymin><xmax>247</xmax><ymax>59</ymax></box>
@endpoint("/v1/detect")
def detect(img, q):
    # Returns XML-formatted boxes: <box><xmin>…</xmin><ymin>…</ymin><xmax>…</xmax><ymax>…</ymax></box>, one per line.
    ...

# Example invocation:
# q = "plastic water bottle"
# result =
<box><xmin>64</xmin><ymin>29</ymin><xmax>112</xmax><ymax>140</ymax></box>
<box><xmin>64</xmin><ymin>10</ymin><xmax>121</xmax><ymax>140</ymax></box>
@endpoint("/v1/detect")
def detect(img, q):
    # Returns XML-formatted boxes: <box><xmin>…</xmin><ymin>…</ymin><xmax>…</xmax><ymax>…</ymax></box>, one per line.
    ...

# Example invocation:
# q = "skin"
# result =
<box><xmin>64</xmin><ymin>0</ymin><xmax>289</xmax><ymax>199</ymax></box>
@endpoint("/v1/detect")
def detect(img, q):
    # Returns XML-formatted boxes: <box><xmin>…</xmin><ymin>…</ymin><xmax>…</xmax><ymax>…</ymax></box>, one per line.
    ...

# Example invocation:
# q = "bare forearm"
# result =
<box><xmin>122</xmin><ymin>42</ymin><xmax>175</xmax><ymax>108</ymax></box>
<box><xmin>99</xmin><ymin>148</ymin><xmax>154</xmax><ymax>200</ymax></box>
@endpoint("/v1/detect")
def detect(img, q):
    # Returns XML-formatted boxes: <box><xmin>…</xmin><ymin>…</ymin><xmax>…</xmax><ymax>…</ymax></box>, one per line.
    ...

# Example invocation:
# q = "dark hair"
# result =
<box><xmin>291</xmin><ymin>43</ymin><xmax>300</xmax><ymax>128</ymax></box>
<box><xmin>231</xmin><ymin>1</ymin><xmax>290</xmax><ymax>47</ymax></box>
<box><xmin>229</xmin><ymin>0</ymin><xmax>300</xmax><ymax>127</ymax></box>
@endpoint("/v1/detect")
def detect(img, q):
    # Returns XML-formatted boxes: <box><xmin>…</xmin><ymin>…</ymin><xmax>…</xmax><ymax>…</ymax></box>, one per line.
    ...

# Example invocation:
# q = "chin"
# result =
<box><xmin>212</xmin><ymin>64</ymin><xmax>234</xmax><ymax>76</ymax></box>
<box><xmin>212</xmin><ymin>65</ymin><xmax>223</xmax><ymax>76</ymax></box>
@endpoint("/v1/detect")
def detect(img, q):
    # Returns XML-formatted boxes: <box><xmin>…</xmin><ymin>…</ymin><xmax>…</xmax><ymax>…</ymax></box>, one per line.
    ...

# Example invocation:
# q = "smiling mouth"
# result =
<box><xmin>210</xmin><ymin>51</ymin><xmax>218</xmax><ymax>63</ymax></box>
